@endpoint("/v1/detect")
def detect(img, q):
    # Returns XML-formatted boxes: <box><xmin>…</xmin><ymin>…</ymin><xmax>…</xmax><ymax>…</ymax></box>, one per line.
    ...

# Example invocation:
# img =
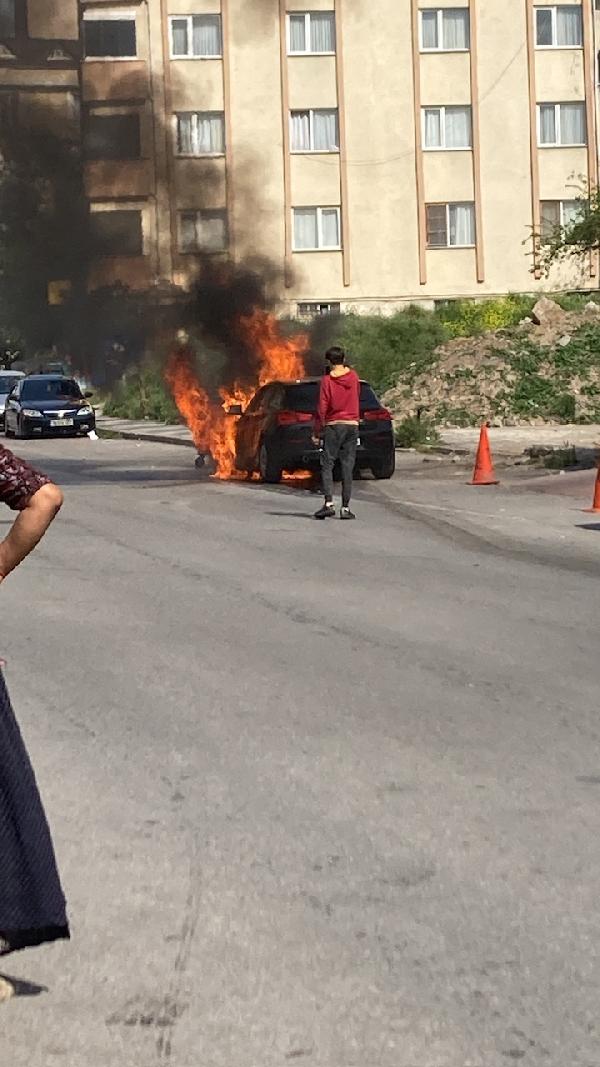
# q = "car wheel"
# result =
<box><xmin>259</xmin><ymin>442</ymin><xmax>282</xmax><ymax>484</ymax></box>
<box><xmin>371</xmin><ymin>454</ymin><xmax>396</xmax><ymax>480</ymax></box>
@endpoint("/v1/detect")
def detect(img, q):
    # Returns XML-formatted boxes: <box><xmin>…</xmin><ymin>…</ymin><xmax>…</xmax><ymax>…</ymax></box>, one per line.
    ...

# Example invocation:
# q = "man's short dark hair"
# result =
<box><xmin>326</xmin><ymin>346</ymin><xmax>346</xmax><ymax>366</ymax></box>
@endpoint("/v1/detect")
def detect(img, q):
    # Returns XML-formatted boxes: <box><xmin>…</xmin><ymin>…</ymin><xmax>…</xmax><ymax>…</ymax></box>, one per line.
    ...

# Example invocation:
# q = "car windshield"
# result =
<box><xmin>283</xmin><ymin>381</ymin><xmax>382</xmax><ymax>412</ymax></box>
<box><xmin>21</xmin><ymin>379</ymin><xmax>82</xmax><ymax>401</ymax></box>
<box><xmin>0</xmin><ymin>377</ymin><xmax>22</xmax><ymax>395</ymax></box>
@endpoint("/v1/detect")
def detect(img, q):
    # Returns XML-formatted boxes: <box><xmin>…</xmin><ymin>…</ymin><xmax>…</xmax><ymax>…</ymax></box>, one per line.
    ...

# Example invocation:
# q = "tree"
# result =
<box><xmin>534</xmin><ymin>187</ymin><xmax>597</xmax><ymax>275</ymax></box>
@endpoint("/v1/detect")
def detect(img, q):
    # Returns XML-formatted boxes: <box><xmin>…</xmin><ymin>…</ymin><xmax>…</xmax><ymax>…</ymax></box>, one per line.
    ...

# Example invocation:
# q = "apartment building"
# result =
<box><xmin>0</xmin><ymin>1</ymin><xmax>80</xmax><ymax>141</ymax></box>
<box><xmin>29</xmin><ymin>2</ymin><xmax>600</xmax><ymax>313</ymax></box>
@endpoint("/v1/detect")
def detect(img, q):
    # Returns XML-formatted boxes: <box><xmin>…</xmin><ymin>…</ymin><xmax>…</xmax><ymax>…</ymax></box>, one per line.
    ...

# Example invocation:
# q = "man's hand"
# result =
<box><xmin>312</xmin><ymin>434</ymin><xmax>321</xmax><ymax>448</ymax></box>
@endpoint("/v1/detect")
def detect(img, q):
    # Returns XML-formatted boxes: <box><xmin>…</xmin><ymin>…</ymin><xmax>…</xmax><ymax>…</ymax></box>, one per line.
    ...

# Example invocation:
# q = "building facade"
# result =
<box><xmin>12</xmin><ymin>1</ymin><xmax>600</xmax><ymax>314</ymax></box>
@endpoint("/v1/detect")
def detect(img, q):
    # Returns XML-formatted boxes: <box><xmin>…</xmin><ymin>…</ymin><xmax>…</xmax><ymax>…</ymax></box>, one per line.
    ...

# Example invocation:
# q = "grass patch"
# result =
<box><xmin>395</xmin><ymin>416</ymin><xmax>440</xmax><ymax>449</ymax></box>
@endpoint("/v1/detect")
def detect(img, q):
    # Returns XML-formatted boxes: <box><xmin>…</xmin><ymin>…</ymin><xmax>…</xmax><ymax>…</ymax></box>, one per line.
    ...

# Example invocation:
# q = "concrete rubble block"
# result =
<box><xmin>531</xmin><ymin>296</ymin><xmax>566</xmax><ymax>327</ymax></box>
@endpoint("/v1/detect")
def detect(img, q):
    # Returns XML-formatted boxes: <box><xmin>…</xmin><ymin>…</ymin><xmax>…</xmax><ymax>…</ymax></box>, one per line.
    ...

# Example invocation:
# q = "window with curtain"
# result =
<box><xmin>176</xmin><ymin>112</ymin><xmax>225</xmax><ymax>156</ymax></box>
<box><xmin>290</xmin><ymin>109</ymin><xmax>339</xmax><ymax>152</ymax></box>
<box><xmin>426</xmin><ymin>203</ymin><xmax>475</xmax><ymax>247</ymax></box>
<box><xmin>179</xmin><ymin>210</ymin><xmax>228</xmax><ymax>253</ymax></box>
<box><xmin>170</xmin><ymin>15</ymin><xmax>222</xmax><ymax>58</ymax></box>
<box><xmin>535</xmin><ymin>6</ymin><xmax>582</xmax><ymax>46</ymax></box>
<box><xmin>293</xmin><ymin>207</ymin><xmax>341</xmax><ymax>250</ymax></box>
<box><xmin>420</xmin><ymin>8</ymin><xmax>470</xmax><ymax>50</ymax></box>
<box><xmin>0</xmin><ymin>0</ymin><xmax>15</xmax><ymax>38</ymax></box>
<box><xmin>538</xmin><ymin>102</ymin><xmax>586</xmax><ymax>144</ymax></box>
<box><xmin>423</xmin><ymin>106</ymin><xmax>472</xmax><ymax>149</ymax></box>
<box><xmin>540</xmin><ymin>198</ymin><xmax>581</xmax><ymax>240</ymax></box>
<box><xmin>288</xmin><ymin>12</ymin><xmax>336</xmax><ymax>54</ymax></box>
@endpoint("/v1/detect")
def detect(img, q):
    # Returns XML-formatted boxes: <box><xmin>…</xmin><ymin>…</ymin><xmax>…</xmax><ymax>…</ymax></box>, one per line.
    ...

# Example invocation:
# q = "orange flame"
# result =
<box><xmin>164</xmin><ymin>311</ymin><xmax>308</xmax><ymax>480</ymax></box>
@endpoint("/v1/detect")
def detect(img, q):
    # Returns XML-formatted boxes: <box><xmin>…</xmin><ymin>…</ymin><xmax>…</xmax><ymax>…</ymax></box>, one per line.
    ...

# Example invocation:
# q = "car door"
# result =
<box><xmin>235</xmin><ymin>387</ymin><xmax>268</xmax><ymax>469</ymax></box>
<box><xmin>5</xmin><ymin>382</ymin><xmax>21</xmax><ymax>433</ymax></box>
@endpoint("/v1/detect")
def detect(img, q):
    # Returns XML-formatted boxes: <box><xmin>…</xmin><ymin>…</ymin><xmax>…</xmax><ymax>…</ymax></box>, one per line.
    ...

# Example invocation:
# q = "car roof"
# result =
<box><xmin>267</xmin><ymin>377</ymin><xmax>369</xmax><ymax>387</ymax></box>
<box><xmin>25</xmin><ymin>374</ymin><xmax>76</xmax><ymax>381</ymax></box>
<box><xmin>0</xmin><ymin>369</ymin><xmax>23</xmax><ymax>376</ymax></box>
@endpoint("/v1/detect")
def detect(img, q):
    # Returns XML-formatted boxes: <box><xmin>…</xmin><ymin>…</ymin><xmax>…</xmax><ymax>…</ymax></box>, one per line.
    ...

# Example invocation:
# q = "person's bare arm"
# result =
<box><xmin>0</xmin><ymin>483</ymin><xmax>63</xmax><ymax>581</ymax></box>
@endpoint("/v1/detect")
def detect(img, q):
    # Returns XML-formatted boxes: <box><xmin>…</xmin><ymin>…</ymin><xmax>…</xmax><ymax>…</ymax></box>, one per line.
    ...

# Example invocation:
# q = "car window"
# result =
<box><xmin>284</xmin><ymin>383</ymin><xmax>319</xmax><ymax>412</ymax></box>
<box><xmin>360</xmin><ymin>383</ymin><xmax>382</xmax><ymax>410</ymax></box>
<box><xmin>0</xmin><ymin>377</ymin><xmax>22</xmax><ymax>394</ymax></box>
<box><xmin>245</xmin><ymin>387</ymin><xmax>268</xmax><ymax>414</ymax></box>
<box><xmin>21</xmin><ymin>378</ymin><xmax>83</xmax><ymax>401</ymax></box>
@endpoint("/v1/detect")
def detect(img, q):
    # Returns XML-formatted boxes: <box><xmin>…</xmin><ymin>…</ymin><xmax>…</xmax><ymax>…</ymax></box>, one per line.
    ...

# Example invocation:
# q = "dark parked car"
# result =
<box><xmin>234</xmin><ymin>377</ymin><xmax>395</xmax><ymax>483</ymax></box>
<box><xmin>4</xmin><ymin>375</ymin><xmax>96</xmax><ymax>439</ymax></box>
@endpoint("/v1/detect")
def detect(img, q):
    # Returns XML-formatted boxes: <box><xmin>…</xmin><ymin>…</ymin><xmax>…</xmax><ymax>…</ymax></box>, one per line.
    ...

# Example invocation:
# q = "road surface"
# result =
<box><xmin>1</xmin><ymin>438</ymin><xmax>599</xmax><ymax>1067</ymax></box>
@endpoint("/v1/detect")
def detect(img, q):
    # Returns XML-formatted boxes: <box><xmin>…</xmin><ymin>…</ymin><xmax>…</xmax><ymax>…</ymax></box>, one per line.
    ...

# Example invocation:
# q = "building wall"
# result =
<box><xmin>79</xmin><ymin>0</ymin><xmax>600</xmax><ymax>310</ymax></box>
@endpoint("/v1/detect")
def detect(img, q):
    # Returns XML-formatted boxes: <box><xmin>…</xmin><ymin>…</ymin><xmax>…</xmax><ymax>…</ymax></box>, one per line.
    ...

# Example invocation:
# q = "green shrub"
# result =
<box><xmin>435</xmin><ymin>294</ymin><xmax>535</xmax><ymax>338</ymax></box>
<box><xmin>395</xmin><ymin>416</ymin><xmax>440</xmax><ymax>448</ymax></box>
<box><xmin>339</xmin><ymin>306</ymin><xmax>447</xmax><ymax>394</ymax></box>
<box><xmin>104</xmin><ymin>367</ymin><xmax>180</xmax><ymax>423</ymax></box>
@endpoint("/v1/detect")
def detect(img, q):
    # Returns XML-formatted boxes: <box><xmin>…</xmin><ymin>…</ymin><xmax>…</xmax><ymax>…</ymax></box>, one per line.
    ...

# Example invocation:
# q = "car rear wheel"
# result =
<box><xmin>371</xmin><ymin>453</ymin><xmax>395</xmax><ymax>480</ymax></box>
<box><xmin>259</xmin><ymin>442</ymin><xmax>282</xmax><ymax>484</ymax></box>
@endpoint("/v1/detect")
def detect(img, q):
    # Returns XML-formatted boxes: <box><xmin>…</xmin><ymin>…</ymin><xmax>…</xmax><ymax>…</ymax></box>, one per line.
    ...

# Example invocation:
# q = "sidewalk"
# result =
<box><xmin>439</xmin><ymin>423</ymin><xmax>600</xmax><ymax>456</ymax></box>
<box><xmin>97</xmin><ymin>413</ymin><xmax>194</xmax><ymax>447</ymax></box>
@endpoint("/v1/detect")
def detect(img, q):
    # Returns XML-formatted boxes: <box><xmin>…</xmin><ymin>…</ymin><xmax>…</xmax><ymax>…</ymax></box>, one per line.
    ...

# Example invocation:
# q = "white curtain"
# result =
<box><xmin>421</xmin><ymin>10</ymin><xmax>438</xmax><ymax>48</ymax></box>
<box><xmin>200</xmin><ymin>213</ymin><xmax>227</xmax><ymax>252</ymax></box>
<box><xmin>443</xmin><ymin>9</ymin><xmax>469</xmax><ymax>49</ymax></box>
<box><xmin>171</xmin><ymin>18</ymin><xmax>188</xmax><ymax>56</ymax></box>
<box><xmin>561</xmin><ymin>199</ymin><xmax>581</xmax><ymax>228</ymax></box>
<box><xmin>540</xmin><ymin>200</ymin><xmax>560</xmax><ymax>240</ymax></box>
<box><xmin>535</xmin><ymin>8</ymin><xmax>553</xmax><ymax>46</ymax></box>
<box><xmin>449</xmin><ymin>203</ymin><xmax>475</xmax><ymax>246</ymax></box>
<box><xmin>445</xmin><ymin>106</ymin><xmax>471</xmax><ymax>148</ymax></box>
<box><xmin>424</xmin><ymin>109</ymin><xmax>442</xmax><ymax>148</ymax></box>
<box><xmin>557</xmin><ymin>6</ymin><xmax>582</xmax><ymax>46</ymax></box>
<box><xmin>310</xmin><ymin>12</ymin><xmax>335</xmax><ymax>52</ymax></box>
<box><xmin>560</xmin><ymin>103</ymin><xmax>585</xmax><ymax>144</ymax></box>
<box><xmin>320</xmin><ymin>208</ymin><xmax>340</xmax><ymax>248</ymax></box>
<box><xmin>539</xmin><ymin>104</ymin><xmax>557</xmax><ymax>144</ymax></box>
<box><xmin>313</xmin><ymin>110</ymin><xmax>339</xmax><ymax>151</ymax></box>
<box><xmin>289</xmin><ymin>14</ymin><xmax>306</xmax><ymax>52</ymax></box>
<box><xmin>290</xmin><ymin>112</ymin><xmax>310</xmax><ymax>151</ymax></box>
<box><xmin>178</xmin><ymin>114</ymin><xmax>224</xmax><ymax>155</ymax></box>
<box><xmin>192</xmin><ymin>15</ymin><xmax>221</xmax><ymax>56</ymax></box>
<box><xmin>0</xmin><ymin>0</ymin><xmax>15</xmax><ymax>37</ymax></box>
<box><xmin>294</xmin><ymin>209</ymin><xmax>318</xmax><ymax>250</ymax></box>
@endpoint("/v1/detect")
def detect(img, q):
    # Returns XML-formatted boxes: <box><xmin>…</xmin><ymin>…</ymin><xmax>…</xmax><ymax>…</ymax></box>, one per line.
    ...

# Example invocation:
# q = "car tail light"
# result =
<box><xmin>363</xmin><ymin>408</ymin><xmax>392</xmax><ymax>422</ymax></box>
<box><xmin>277</xmin><ymin>411</ymin><xmax>314</xmax><ymax>426</ymax></box>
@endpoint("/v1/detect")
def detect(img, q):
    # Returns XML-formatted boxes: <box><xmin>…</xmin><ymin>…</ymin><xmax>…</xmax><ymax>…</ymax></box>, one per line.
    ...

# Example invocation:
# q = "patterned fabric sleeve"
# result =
<box><xmin>0</xmin><ymin>447</ymin><xmax>51</xmax><ymax>512</ymax></box>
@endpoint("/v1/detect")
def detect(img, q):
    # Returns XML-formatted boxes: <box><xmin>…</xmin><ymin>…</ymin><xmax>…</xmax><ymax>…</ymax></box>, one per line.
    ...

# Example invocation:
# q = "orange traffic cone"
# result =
<box><xmin>470</xmin><ymin>424</ymin><xmax>499</xmax><ymax>486</ymax></box>
<box><xmin>583</xmin><ymin>463</ymin><xmax>600</xmax><ymax>513</ymax></box>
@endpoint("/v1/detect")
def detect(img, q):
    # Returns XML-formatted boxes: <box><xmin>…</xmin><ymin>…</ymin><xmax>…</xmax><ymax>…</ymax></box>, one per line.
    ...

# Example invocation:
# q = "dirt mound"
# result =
<box><xmin>383</xmin><ymin>300</ymin><xmax>600</xmax><ymax>428</ymax></box>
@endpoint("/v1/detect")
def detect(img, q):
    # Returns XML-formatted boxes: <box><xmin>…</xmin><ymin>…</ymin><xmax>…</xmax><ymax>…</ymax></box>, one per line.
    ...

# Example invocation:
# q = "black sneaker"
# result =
<box><xmin>314</xmin><ymin>503</ymin><xmax>336</xmax><ymax>520</ymax></box>
<box><xmin>340</xmin><ymin>507</ymin><xmax>356</xmax><ymax>520</ymax></box>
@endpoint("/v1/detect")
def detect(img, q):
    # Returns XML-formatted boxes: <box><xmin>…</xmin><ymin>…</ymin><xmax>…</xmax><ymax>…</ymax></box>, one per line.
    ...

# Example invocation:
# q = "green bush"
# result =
<box><xmin>435</xmin><ymin>294</ymin><xmax>535</xmax><ymax>338</ymax></box>
<box><xmin>339</xmin><ymin>306</ymin><xmax>447</xmax><ymax>394</ymax></box>
<box><xmin>395</xmin><ymin>416</ymin><xmax>440</xmax><ymax>448</ymax></box>
<box><xmin>103</xmin><ymin>367</ymin><xmax>180</xmax><ymax>423</ymax></box>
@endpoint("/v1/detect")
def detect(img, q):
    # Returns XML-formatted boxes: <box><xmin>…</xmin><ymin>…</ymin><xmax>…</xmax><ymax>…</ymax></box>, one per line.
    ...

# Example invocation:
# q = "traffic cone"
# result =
<box><xmin>470</xmin><ymin>424</ymin><xmax>499</xmax><ymax>486</ymax></box>
<box><xmin>583</xmin><ymin>463</ymin><xmax>600</xmax><ymax>513</ymax></box>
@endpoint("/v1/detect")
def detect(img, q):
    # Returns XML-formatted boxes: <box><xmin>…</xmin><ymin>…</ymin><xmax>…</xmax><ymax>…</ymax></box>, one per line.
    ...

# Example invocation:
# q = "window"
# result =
<box><xmin>290</xmin><ymin>109</ymin><xmax>339</xmax><ymax>152</ymax></box>
<box><xmin>297</xmin><ymin>301</ymin><xmax>341</xmax><ymax>317</ymax></box>
<box><xmin>535</xmin><ymin>5</ymin><xmax>582</xmax><ymax>46</ymax></box>
<box><xmin>175</xmin><ymin>112</ymin><xmax>225</xmax><ymax>156</ymax></box>
<box><xmin>0</xmin><ymin>0</ymin><xmax>15</xmax><ymax>38</ymax></box>
<box><xmin>83</xmin><ymin>12</ymin><xmax>137</xmax><ymax>59</ymax></box>
<box><xmin>91</xmin><ymin>210</ymin><xmax>143</xmax><ymax>256</ymax></box>
<box><xmin>84</xmin><ymin>114</ymin><xmax>141</xmax><ymax>161</ymax></box>
<box><xmin>169</xmin><ymin>15</ymin><xmax>222</xmax><ymax>58</ymax></box>
<box><xmin>179</xmin><ymin>210</ymin><xmax>227</xmax><ymax>253</ymax></box>
<box><xmin>422</xmin><ymin>106</ymin><xmax>472</xmax><ymax>149</ymax></box>
<box><xmin>293</xmin><ymin>207</ymin><xmax>341</xmax><ymax>250</ymax></box>
<box><xmin>420</xmin><ymin>9</ymin><xmax>470</xmax><ymax>50</ymax></box>
<box><xmin>426</xmin><ymin>203</ymin><xmax>475</xmax><ymax>247</ymax></box>
<box><xmin>288</xmin><ymin>12</ymin><xmax>336</xmax><ymax>54</ymax></box>
<box><xmin>538</xmin><ymin>102</ymin><xmax>586</xmax><ymax>145</ymax></box>
<box><xmin>540</xmin><ymin>198</ymin><xmax>582</xmax><ymax>239</ymax></box>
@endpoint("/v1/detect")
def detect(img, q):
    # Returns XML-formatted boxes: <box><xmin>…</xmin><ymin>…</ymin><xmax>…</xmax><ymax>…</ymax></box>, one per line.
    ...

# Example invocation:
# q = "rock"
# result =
<box><xmin>558</xmin><ymin>335</ymin><xmax>571</xmax><ymax>347</ymax></box>
<box><xmin>519</xmin><ymin>317</ymin><xmax>533</xmax><ymax>326</ymax></box>
<box><xmin>531</xmin><ymin>296</ymin><xmax>566</xmax><ymax>327</ymax></box>
<box><xmin>585</xmin><ymin>301</ymin><xmax>599</xmax><ymax>312</ymax></box>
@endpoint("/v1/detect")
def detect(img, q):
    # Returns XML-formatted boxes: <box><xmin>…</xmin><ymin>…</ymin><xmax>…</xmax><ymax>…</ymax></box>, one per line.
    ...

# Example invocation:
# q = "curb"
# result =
<box><xmin>97</xmin><ymin>426</ymin><xmax>195</xmax><ymax>448</ymax></box>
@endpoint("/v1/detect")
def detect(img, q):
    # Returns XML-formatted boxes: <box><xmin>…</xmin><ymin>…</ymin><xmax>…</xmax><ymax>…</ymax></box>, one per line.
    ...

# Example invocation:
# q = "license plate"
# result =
<box><xmin>356</xmin><ymin>436</ymin><xmax>362</xmax><ymax>447</ymax></box>
<box><xmin>50</xmin><ymin>418</ymin><xmax>73</xmax><ymax>427</ymax></box>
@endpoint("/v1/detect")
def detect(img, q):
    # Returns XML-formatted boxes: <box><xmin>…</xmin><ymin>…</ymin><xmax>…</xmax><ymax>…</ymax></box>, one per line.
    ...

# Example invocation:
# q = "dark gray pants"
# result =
<box><xmin>321</xmin><ymin>424</ymin><xmax>358</xmax><ymax>507</ymax></box>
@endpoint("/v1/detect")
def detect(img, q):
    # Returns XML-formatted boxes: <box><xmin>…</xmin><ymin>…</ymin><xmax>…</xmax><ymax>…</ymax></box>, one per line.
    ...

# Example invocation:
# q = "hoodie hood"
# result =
<box><xmin>330</xmin><ymin>367</ymin><xmax>359</xmax><ymax>389</ymax></box>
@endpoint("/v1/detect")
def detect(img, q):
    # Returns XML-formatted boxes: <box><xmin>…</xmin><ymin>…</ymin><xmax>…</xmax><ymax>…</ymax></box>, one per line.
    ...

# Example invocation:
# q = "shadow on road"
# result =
<box><xmin>0</xmin><ymin>972</ymin><xmax>47</xmax><ymax>998</ymax></box>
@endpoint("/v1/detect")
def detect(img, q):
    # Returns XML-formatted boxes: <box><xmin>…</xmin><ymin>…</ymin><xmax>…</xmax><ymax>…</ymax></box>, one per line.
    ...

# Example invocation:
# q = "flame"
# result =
<box><xmin>164</xmin><ymin>310</ymin><xmax>309</xmax><ymax>480</ymax></box>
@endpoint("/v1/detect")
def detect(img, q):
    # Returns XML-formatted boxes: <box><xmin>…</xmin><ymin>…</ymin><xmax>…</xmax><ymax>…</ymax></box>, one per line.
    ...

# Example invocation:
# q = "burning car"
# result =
<box><xmin>232</xmin><ymin>378</ymin><xmax>395</xmax><ymax>483</ymax></box>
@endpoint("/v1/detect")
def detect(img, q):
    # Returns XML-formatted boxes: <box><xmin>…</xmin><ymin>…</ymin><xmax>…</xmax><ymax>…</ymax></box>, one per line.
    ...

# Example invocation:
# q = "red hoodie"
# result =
<box><xmin>315</xmin><ymin>369</ymin><xmax>360</xmax><ymax>435</ymax></box>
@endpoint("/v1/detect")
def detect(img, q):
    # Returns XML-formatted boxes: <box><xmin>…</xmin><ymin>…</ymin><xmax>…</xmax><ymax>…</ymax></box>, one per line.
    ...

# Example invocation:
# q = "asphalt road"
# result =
<box><xmin>1</xmin><ymin>438</ymin><xmax>599</xmax><ymax>1067</ymax></box>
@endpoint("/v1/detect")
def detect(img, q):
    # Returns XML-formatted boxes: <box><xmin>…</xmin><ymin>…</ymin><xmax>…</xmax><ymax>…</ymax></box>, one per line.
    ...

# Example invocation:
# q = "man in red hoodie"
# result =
<box><xmin>313</xmin><ymin>346</ymin><xmax>360</xmax><ymax>520</ymax></box>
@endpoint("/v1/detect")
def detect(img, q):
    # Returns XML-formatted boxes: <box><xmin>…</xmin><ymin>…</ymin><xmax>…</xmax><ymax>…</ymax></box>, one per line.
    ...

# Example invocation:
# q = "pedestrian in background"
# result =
<box><xmin>313</xmin><ymin>346</ymin><xmax>361</xmax><ymax>520</ymax></box>
<box><xmin>0</xmin><ymin>448</ymin><xmax>68</xmax><ymax>1003</ymax></box>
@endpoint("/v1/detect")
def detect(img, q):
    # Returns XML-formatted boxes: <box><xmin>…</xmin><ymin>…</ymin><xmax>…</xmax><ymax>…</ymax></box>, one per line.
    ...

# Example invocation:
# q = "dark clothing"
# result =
<box><xmin>0</xmin><ymin>447</ymin><xmax>69</xmax><ymax>956</ymax></box>
<box><xmin>315</xmin><ymin>369</ymin><xmax>360</xmax><ymax>436</ymax></box>
<box><xmin>321</xmin><ymin>424</ymin><xmax>358</xmax><ymax>507</ymax></box>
